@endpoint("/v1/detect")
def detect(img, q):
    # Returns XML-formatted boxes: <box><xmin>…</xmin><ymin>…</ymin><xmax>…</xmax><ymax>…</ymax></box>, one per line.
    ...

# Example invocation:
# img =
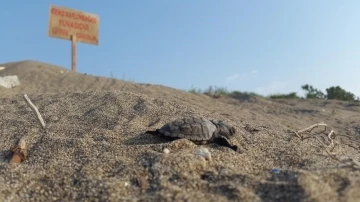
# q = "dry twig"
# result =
<box><xmin>314</xmin><ymin>136</ymin><xmax>337</xmax><ymax>159</ymax></box>
<box><xmin>23</xmin><ymin>94</ymin><xmax>46</xmax><ymax>129</ymax></box>
<box><xmin>293</xmin><ymin>122</ymin><xmax>335</xmax><ymax>150</ymax></box>
<box><xmin>293</xmin><ymin>122</ymin><xmax>360</xmax><ymax>170</ymax></box>
<box><xmin>293</xmin><ymin>122</ymin><xmax>328</xmax><ymax>139</ymax></box>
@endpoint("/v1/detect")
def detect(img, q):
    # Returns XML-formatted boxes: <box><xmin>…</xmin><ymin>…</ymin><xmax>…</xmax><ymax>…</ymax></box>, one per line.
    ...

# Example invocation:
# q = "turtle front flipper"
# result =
<box><xmin>145</xmin><ymin>129</ymin><xmax>161</xmax><ymax>135</ymax></box>
<box><xmin>214</xmin><ymin>136</ymin><xmax>238</xmax><ymax>152</ymax></box>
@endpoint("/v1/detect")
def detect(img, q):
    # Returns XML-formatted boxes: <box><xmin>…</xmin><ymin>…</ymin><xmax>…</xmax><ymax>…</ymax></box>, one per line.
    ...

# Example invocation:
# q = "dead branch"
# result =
<box><xmin>314</xmin><ymin>136</ymin><xmax>337</xmax><ymax>160</ymax></box>
<box><xmin>327</xmin><ymin>130</ymin><xmax>336</xmax><ymax>150</ymax></box>
<box><xmin>293</xmin><ymin>122</ymin><xmax>336</xmax><ymax>149</ymax></box>
<box><xmin>294</xmin><ymin>122</ymin><xmax>327</xmax><ymax>139</ymax></box>
<box><xmin>294</xmin><ymin>122</ymin><xmax>360</xmax><ymax>170</ymax></box>
<box><xmin>293</xmin><ymin>122</ymin><xmax>336</xmax><ymax>150</ymax></box>
<box><xmin>23</xmin><ymin>94</ymin><xmax>46</xmax><ymax>129</ymax></box>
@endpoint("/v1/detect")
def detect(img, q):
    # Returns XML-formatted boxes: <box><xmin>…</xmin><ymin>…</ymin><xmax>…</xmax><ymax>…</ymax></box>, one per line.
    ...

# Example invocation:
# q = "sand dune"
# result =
<box><xmin>0</xmin><ymin>60</ymin><xmax>359</xmax><ymax>201</ymax></box>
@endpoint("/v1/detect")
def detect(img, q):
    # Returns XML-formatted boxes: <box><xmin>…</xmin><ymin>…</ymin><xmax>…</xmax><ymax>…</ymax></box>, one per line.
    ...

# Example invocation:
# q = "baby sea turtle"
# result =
<box><xmin>145</xmin><ymin>117</ymin><xmax>238</xmax><ymax>151</ymax></box>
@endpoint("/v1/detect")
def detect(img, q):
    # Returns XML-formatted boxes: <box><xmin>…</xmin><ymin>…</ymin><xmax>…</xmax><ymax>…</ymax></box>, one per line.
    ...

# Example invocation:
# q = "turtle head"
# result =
<box><xmin>213</xmin><ymin>120</ymin><xmax>236</xmax><ymax>138</ymax></box>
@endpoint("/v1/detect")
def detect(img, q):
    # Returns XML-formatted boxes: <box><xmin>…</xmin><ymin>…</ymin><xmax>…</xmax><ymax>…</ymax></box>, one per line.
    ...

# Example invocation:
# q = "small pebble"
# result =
<box><xmin>195</xmin><ymin>147</ymin><xmax>212</xmax><ymax>161</ymax></box>
<box><xmin>271</xmin><ymin>168</ymin><xmax>281</xmax><ymax>173</ymax></box>
<box><xmin>163</xmin><ymin>148</ymin><xmax>170</xmax><ymax>154</ymax></box>
<box><xmin>19</xmin><ymin>138</ymin><xmax>26</xmax><ymax>150</ymax></box>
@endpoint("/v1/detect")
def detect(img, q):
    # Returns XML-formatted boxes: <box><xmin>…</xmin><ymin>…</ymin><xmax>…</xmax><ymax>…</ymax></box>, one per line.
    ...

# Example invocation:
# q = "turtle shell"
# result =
<box><xmin>158</xmin><ymin>117</ymin><xmax>217</xmax><ymax>141</ymax></box>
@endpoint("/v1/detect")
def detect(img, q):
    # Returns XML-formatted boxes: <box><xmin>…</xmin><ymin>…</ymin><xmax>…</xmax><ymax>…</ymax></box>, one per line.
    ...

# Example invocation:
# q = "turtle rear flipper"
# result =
<box><xmin>214</xmin><ymin>136</ymin><xmax>238</xmax><ymax>152</ymax></box>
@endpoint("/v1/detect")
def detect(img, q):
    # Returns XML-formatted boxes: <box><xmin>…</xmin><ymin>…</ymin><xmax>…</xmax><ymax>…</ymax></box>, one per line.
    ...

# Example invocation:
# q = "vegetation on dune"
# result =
<box><xmin>269</xmin><ymin>92</ymin><xmax>300</xmax><ymax>99</ymax></box>
<box><xmin>188</xmin><ymin>85</ymin><xmax>228</xmax><ymax>98</ymax></box>
<box><xmin>109</xmin><ymin>71</ymin><xmax>135</xmax><ymax>83</ymax></box>
<box><xmin>300</xmin><ymin>84</ymin><xmax>358</xmax><ymax>101</ymax></box>
<box><xmin>326</xmin><ymin>86</ymin><xmax>356</xmax><ymax>101</ymax></box>
<box><xmin>108</xmin><ymin>70</ymin><xmax>357</xmax><ymax>102</ymax></box>
<box><xmin>301</xmin><ymin>84</ymin><xmax>325</xmax><ymax>99</ymax></box>
<box><xmin>188</xmin><ymin>85</ymin><xmax>263</xmax><ymax>99</ymax></box>
<box><xmin>203</xmin><ymin>86</ymin><xmax>229</xmax><ymax>98</ymax></box>
<box><xmin>188</xmin><ymin>85</ymin><xmax>202</xmax><ymax>94</ymax></box>
<box><xmin>188</xmin><ymin>84</ymin><xmax>359</xmax><ymax>102</ymax></box>
<box><xmin>229</xmin><ymin>91</ymin><xmax>264</xmax><ymax>100</ymax></box>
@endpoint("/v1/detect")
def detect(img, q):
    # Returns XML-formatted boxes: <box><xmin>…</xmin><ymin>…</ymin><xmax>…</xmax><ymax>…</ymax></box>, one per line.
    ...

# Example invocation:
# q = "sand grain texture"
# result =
<box><xmin>0</xmin><ymin>60</ymin><xmax>359</xmax><ymax>202</ymax></box>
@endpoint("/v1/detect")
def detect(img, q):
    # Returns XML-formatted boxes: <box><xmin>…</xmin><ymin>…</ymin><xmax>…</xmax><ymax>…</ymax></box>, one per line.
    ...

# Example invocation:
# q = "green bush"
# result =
<box><xmin>203</xmin><ymin>86</ymin><xmax>229</xmax><ymax>97</ymax></box>
<box><xmin>301</xmin><ymin>84</ymin><xmax>325</xmax><ymax>99</ymax></box>
<box><xmin>269</xmin><ymin>92</ymin><xmax>300</xmax><ymax>99</ymax></box>
<box><xmin>229</xmin><ymin>91</ymin><xmax>263</xmax><ymax>100</ymax></box>
<box><xmin>326</xmin><ymin>86</ymin><xmax>355</xmax><ymax>101</ymax></box>
<box><xmin>188</xmin><ymin>84</ymin><xmax>359</xmax><ymax>102</ymax></box>
<box><xmin>188</xmin><ymin>86</ymin><xmax>202</xmax><ymax>94</ymax></box>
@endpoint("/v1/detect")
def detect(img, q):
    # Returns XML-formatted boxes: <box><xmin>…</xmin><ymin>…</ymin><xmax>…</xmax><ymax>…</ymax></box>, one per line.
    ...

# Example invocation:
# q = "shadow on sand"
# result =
<box><xmin>123</xmin><ymin>132</ymin><xmax>174</xmax><ymax>146</ymax></box>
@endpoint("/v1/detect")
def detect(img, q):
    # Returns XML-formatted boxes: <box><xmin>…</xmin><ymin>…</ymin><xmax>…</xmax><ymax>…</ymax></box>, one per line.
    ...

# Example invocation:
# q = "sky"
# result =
<box><xmin>1</xmin><ymin>0</ymin><xmax>360</xmax><ymax>97</ymax></box>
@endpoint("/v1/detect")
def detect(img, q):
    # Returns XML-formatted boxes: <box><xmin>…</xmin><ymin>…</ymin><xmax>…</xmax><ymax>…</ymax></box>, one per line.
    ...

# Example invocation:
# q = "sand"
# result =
<box><xmin>0</xmin><ymin>60</ymin><xmax>359</xmax><ymax>202</ymax></box>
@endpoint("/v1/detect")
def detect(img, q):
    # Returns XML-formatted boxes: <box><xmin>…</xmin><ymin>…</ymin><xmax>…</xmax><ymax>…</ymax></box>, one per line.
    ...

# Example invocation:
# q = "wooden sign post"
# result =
<box><xmin>71</xmin><ymin>35</ymin><xmax>76</xmax><ymax>71</ymax></box>
<box><xmin>47</xmin><ymin>5</ymin><xmax>99</xmax><ymax>72</ymax></box>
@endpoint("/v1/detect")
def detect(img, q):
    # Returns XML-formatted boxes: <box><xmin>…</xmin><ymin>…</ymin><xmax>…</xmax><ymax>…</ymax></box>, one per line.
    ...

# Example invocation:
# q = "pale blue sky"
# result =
<box><xmin>1</xmin><ymin>0</ymin><xmax>360</xmax><ymax>97</ymax></box>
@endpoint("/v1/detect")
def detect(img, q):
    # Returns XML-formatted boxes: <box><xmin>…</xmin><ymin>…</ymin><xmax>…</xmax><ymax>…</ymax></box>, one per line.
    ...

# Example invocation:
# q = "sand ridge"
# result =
<box><xmin>0</xmin><ymin>60</ymin><xmax>359</xmax><ymax>201</ymax></box>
